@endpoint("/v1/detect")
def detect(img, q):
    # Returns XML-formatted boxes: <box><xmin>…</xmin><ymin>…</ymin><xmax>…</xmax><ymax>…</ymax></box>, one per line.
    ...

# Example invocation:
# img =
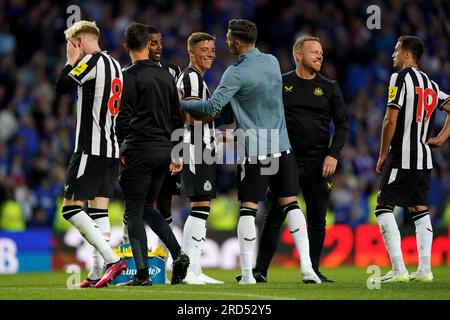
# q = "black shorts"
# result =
<box><xmin>181</xmin><ymin>162</ymin><xmax>216</xmax><ymax>201</ymax></box>
<box><xmin>378</xmin><ymin>166</ymin><xmax>431</xmax><ymax>207</ymax></box>
<box><xmin>64</xmin><ymin>152</ymin><xmax>118</xmax><ymax>200</ymax></box>
<box><xmin>238</xmin><ymin>151</ymin><xmax>299</xmax><ymax>202</ymax></box>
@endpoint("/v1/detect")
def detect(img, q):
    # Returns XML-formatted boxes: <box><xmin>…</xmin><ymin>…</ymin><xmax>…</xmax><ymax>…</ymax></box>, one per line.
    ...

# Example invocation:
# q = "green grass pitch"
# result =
<box><xmin>1</xmin><ymin>266</ymin><xmax>449</xmax><ymax>300</ymax></box>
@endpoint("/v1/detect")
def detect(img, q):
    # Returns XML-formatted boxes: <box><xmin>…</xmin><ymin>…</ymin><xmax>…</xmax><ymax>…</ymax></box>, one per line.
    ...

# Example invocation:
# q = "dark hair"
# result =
<box><xmin>124</xmin><ymin>22</ymin><xmax>149</xmax><ymax>50</ymax></box>
<box><xmin>398</xmin><ymin>35</ymin><xmax>424</xmax><ymax>63</ymax></box>
<box><xmin>146</xmin><ymin>25</ymin><xmax>160</xmax><ymax>35</ymax></box>
<box><xmin>228</xmin><ymin>19</ymin><xmax>257</xmax><ymax>44</ymax></box>
<box><xmin>187</xmin><ymin>32</ymin><xmax>216</xmax><ymax>49</ymax></box>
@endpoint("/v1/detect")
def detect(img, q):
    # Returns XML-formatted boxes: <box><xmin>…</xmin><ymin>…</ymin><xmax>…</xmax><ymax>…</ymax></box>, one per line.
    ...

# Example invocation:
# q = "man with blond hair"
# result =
<box><xmin>55</xmin><ymin>20</ymin><xmax>126</xmax><ymax>288</ymax></box>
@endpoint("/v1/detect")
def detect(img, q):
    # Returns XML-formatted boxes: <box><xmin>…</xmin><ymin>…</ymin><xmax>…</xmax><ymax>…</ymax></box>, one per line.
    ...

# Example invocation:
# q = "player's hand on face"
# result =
<box><xmin>322</xmin><ymin>155</ymin><xmax>337</xmax><ymax>177</ymax></box>
<box><xmin>66</xmin><ymin>40</ymin><xmax>81</xmax><ymax>66</ymax></box>
<box><xmin>170</xmin><ymin>158</ymin><xmax>183</xmax><ymax>175</ymax></box>
<box><xmin>375</xmin><ymin>156</ymin><xmax>386</xmax><ymax>175</ymax></box>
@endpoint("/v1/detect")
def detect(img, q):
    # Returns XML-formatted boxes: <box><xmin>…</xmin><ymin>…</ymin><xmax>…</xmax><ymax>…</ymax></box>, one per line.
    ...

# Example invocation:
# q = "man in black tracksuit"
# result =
<box><xmin>116</xmin><ymin>25</ymin><xmax>183</xmax><ymax>283</ymax></box>
<box><xmin>248</xmin><ymin>36</ymin><xmax>348</xmax><ymax>283</ymax></box>
<box><xmin>117</xmin><ymin>23</ymin><xmax>188</xmax><ymax>286</ymax></box>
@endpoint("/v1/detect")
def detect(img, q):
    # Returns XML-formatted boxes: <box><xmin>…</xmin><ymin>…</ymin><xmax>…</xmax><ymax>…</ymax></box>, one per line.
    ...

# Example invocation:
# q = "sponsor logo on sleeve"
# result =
<box><xmin>71</xmin><ymin>61</ymin><xmax>88</xmax><ymax>77</ymax></box>
<box><xmin>388</xmin><ymin>86</ymin><xmax>398</xmax><ymax>102</ymax></box>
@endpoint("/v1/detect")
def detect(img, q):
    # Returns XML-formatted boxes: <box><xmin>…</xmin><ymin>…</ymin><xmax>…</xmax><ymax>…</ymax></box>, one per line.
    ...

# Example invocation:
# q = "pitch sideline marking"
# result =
<box><xmin>0</xmin><ymin>287</ymin><xmax>298</xmax><ymax>300</ymax></box>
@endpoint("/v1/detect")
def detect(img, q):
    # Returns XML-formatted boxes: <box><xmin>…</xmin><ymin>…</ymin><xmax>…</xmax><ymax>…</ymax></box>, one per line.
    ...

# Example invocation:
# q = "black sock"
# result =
<box><xmin>254</xmin><ymin>194</ymin><xmax>286</xmax><ymax>276</ymax></box>
<box><xmin>308</xmin><ymin>224</ymin><xmax>325</xmax><ymax>272</ymax></box>
<box><xmin>143</xmin><ymin>204</ymin><xmax>181</xmax><ymax>258</ymax></box>
<box><xmin>136</xmin><ymin>268</ymin><xmax>149</xmax><ymax>280</ymax></box>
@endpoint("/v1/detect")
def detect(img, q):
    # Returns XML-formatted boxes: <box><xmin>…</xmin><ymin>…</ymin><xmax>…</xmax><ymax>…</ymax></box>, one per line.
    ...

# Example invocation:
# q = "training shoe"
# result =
<box><xmin>117</xmin><ymin>276</ymin><xmax>152</xmax><ymax>286</ymax></box>
<box><xmin>315</xmin><ymin>271</ymin><xmax>334</xmax><ymax>283</ymax></box>
<box><xmin>94</xmin><ymin>259</ymin><xmax>127</xmax><ymax>288</ymax></box>
<box><xmin>75</xmin><ymin>278</ymin><xmax>99</xmax><ymax>288</ymax></box>
<box><xmin>302</xmin><ymin>269</ymin><xmax>321</xmax><ymax>284</ymax></box>
<box><xmin>235</xmin><ymin>270</ymin><xmax>267</xmax><ymax>283</ymax></box>
<box><xmin>410</xmin><ymin>271</ymin><xmax>433</xmax><ymax>282</ymax></box>
<box><xmin>372</xmin><ymin>270</ymin><xmax>410</xmax><ymax>283</ymax></box>
<box><xmin>198</xmin><ymin>272</ymin><xmax>224</xmax><ymax>284</ymax></box>
<box><xmin>183</xmin><ymin>271</ymin><xmax>206</xmax><ymax>285</ymax></box>
<box><xmin>171</xmin><ymin>252</ymin><xmax>190</xmax><ymax>285</ymax></box>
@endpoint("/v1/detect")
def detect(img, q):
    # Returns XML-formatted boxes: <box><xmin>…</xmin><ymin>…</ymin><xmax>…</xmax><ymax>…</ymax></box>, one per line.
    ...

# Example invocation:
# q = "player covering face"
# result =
<box><xmin>56</xmin><ymin>20</ymin><xmax>127</xmax><ymax>288</ymax></box>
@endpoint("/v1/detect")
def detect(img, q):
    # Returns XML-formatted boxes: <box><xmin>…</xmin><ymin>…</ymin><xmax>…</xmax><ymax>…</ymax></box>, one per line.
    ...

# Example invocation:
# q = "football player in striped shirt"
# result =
<box><xmin>374</xmin><ymin>36</ymin><xmax>450</xmax><ymax>283</ymax></box>
<box><xmin>176</xmin><ymin>32</ymin><xmax>224</xmax><ymax>284</ymax></box>
<box><xmin>55</xmin><ymin>21</ymin><xmax>126</xmax><ymax>288</ymax></box>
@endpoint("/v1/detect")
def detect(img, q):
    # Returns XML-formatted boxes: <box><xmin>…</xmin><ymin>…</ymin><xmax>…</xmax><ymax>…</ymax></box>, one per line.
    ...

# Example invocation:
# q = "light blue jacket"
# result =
<box><xmin>181</xmin><ymin>48</ymin><xmax>291</xmax><ymax>157</ymax></box>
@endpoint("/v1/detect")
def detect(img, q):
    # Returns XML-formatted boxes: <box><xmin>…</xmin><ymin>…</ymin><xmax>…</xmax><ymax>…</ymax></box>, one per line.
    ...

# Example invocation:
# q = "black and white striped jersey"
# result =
<box><xmin>176</xmin><ymin>66</ymin><xmax>215</xmax><ymax>172</ymax></box>
<box><xmin>159</xmin><ymin>61</ymin><xmax>181</xmax><ymax>80</ymax></box>
<box><xmin>57</xmin><ymin>51</ymin><xmax>122</xmax><ymax>158</ymax></box>
<box><xmin>177</xmin><ymin>66</ymin><xmax>210</xmax><ymax>101</ymax></box>
<box><xmin>387</xmin><ymin>67</ymin><xmax>450</xmax><ymax>169</ymax></box>
<box><xmin>176</xmin><ymin>66</ymin><xmax>215</xmax><ymax>142</ymax></box>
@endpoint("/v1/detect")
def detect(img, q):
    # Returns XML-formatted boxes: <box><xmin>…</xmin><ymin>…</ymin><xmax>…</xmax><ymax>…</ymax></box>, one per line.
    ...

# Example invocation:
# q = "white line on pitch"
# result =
<box><xmin>0</xmin><ymin>287</ymin><xmax>298</xmax><ymax>300</ymax></box>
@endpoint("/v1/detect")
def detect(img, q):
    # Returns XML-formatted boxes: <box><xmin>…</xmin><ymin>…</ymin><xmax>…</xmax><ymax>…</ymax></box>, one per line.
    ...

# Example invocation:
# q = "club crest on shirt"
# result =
<box><xmin>203</xmin><ymin>180</ymin><xmax>212</xmax><ymax>192</ymax></box>
<box><xmin>284</xmin><ymin>85</ymin><xmax>293</xmax><ymax>93</ymax></box>
<box><xmin>313</xmin><ymin>87</ymin><xmax>323</xmax><ymax>96</ymax></box>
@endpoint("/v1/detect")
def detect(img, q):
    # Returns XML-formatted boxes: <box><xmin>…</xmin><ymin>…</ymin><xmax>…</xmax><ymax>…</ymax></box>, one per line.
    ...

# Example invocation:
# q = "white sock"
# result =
<box><xmin>64</xmin><ymin>207</ymin><xmax>118</xmax><ymax>265</ymax></box>
<box><xmin>376</xmin><ymin>208</ymin><xmax>406</xmax><ymax>274</ymax></box>
<box><xmin>237</xmin><ymin>212</ymin><xmax>256</xmax><ymax>278</ymax></box>
<box><xmin>413</xmin><ymin>211</ymin><xmax>433</xmax><ymax>273</ymax></box>
<box><xmin>286</xmin><ymin>207</ymin><xmax>312</xmax><ymax>272</ymax></box>
<box><xmin>88</xmin><ymin>215</ymin><xmax>110</xmax><ymax>280</ymax></box>
<box><xmin>194</xmin><ymin>225</ymin><xmax>207</xmax><ymax>275</ymax></box>
<box><xmin>183</xmin><ymin>215</ymin><xmax>206</xmax><ymax>274</ymax></box>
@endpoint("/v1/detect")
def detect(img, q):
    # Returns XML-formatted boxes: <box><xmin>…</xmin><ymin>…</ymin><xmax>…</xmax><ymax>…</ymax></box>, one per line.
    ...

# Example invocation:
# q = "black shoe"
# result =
<box><xmin>118</xmin><ymin>276</ymin><xmax>152</xmax><ymax>286</ymax></box>
<box><xmin>235</xmin><ymin>270</ymin><xmax>267</xmax><ymax>283</ymax></box>
<box><xmin>316</xmin><ymin>271</ymin><xmax>334</xmax><ymax>283</ymax></box>
<box><xmin>171</xmin><ymin>251</ymin><xmax>190</xmax><ymax>285</ymax></box>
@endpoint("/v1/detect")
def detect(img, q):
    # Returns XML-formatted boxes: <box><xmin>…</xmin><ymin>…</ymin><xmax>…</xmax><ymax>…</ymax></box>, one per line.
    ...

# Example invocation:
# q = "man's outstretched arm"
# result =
<box><xmin>181</xmin><ymin>66</ymin><xmax>241</xmax><ymax>117</ymax></box>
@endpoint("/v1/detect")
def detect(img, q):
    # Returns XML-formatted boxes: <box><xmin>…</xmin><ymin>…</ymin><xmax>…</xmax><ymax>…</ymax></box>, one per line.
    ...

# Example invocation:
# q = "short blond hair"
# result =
<box><xmin>292</xmin><ymin>35</ymin><xmax>320</xmax><ymax>55</ymax></box>
<box><xmin>64</xmin><ymin>20</ymin><xmax>100</xmax><ymax>40</ymax></box>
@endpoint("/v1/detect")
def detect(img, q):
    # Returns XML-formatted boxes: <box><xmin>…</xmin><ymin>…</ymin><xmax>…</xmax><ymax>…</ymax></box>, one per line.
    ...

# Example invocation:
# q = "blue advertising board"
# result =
<box><xmin>0</xmin><ymin>229</ymin><xmax>51</xmax><ymax>273</ymax></box>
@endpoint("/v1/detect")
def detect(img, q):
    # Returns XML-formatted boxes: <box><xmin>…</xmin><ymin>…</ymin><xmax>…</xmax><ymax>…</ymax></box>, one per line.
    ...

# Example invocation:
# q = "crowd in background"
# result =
<box><xmin>1</xmin><ymin>0</ymin><xmax>450</xmax><ymax>232</ymax></box>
